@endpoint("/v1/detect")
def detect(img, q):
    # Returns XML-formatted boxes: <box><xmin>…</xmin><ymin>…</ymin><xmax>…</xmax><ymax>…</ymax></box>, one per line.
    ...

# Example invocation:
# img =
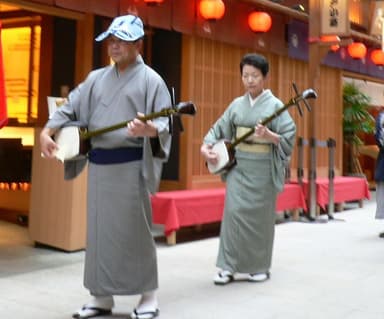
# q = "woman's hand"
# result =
<box><xmin>201</xmin><ymin>143</ymin><xmax>218</xmax><ymax>165</ymax></box>
<box><xmin>127</xmin><ymin>112</ymin><xmax>158</xmax><ymax>137</ymax></box>
<box><xmin>254</xmin><ymin>123</ymin><xmax>280</xmax><ymax>145</ymax></box>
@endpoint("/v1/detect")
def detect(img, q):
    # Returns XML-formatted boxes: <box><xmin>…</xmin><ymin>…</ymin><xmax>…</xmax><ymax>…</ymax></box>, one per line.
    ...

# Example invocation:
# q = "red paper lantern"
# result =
<box><xmin>330</xmin><ymin>44</ymin><xmax>340</xmax><ymax>52</ymax></box>
<box><xmin>371</xmin><ymin>49</ymin><xmax>384</xmax><ymax>66</ymax></box>
<box><xmin>199</xmin><ymin>0</ymin><xmax>225</xmax><ymax>21</ymax></box>
<box><xmin>144</xmin><ymin>0</ymin><xmax>164</xmax><ymax>5</ymax></box>
<box><xmin>248</xmin><ymin>11</ymin><xmax>272</xmax><ymax>33</ymax></box>
<box><xmin>347</xmin><ymin>42</ymin><xmax>367</xmax><ymax>59</ymax></box>
<box><xmin>320</xmin><ymin>35</ymin><xmax>340</xmax><ymax>52</ymax></box>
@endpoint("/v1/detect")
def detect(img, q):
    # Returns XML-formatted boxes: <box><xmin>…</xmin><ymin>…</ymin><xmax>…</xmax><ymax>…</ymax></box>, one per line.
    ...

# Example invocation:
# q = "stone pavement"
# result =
<box><xmin>0</xmin><ymin>192</ymin><xmax>383</xmax><ymax>319</ymax></box>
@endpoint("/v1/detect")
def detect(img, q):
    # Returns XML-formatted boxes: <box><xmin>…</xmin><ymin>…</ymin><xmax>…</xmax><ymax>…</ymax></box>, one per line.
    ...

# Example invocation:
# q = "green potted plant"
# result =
<box><xmin>343</xmin><ymin>82</ymin><xmax>375</xmax><ymax>175</ymax></box>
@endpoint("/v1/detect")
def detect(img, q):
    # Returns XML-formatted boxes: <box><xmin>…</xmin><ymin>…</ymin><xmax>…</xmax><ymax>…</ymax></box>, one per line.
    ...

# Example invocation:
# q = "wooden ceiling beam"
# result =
<box><xmin>242</xmin><ymin>0</ymin><xmax>308</xmax><ymax>21</ymax></box>
<box><xmin>1</xmin><ymin>0</ymin><xmax>84</xmax><ymax>20</ymax></box>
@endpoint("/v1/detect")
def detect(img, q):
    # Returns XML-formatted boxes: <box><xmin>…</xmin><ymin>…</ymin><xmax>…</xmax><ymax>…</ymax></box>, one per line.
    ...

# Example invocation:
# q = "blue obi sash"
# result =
<box><xmin>88</xmin><ymin>147</ymin><xmax>143</xmax><ymax>164</ymax></box>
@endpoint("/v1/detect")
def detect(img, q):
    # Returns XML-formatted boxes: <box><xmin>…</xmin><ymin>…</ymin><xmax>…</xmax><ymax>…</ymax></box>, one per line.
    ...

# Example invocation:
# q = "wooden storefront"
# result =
<box><xmin>0</xmin><ymin>0</ymin><xmax>382</xmax><ymax>250</ymax></box>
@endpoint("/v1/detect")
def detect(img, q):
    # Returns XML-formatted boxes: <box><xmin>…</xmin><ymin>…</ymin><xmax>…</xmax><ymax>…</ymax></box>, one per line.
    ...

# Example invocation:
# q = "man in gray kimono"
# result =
<box><xmin>40</xmin><ymin>15</ymin><xmax>171</xmax><ymax>319</ymax></box>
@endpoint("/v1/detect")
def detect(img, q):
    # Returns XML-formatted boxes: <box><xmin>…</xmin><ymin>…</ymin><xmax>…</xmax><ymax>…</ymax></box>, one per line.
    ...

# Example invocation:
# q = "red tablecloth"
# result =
<box><xmin>152</xmin><ymin>183</ymin><xmax>306</xmax><ymax>236</ymax></box>
<box><xmin>301</xmin><ymin>176</ymin><xmax>371</xmax><ymax>210</ymax></box>
<box><xmin>276</xmin><ymin>183</ymin><xmax>307</xmax><ymax>212</ymax></box>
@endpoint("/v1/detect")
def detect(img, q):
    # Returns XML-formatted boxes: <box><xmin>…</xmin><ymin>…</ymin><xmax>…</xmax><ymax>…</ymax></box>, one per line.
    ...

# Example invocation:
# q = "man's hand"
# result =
<box><xmin>40</xmin><ymin>128</ymin><xmax>58</xmax><ymax>158</ymax></box>
<box><xmin>127</xmin><ymin>112</ymin><xmax>158</xmax><ymax>137</ymax></box>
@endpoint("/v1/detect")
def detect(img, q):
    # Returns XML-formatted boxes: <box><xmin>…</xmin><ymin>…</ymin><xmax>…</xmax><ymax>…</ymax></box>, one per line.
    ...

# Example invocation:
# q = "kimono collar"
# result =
<box><xmin>114</xmin><ymin>54</ymin><xmax>144</xmax><ymax>77</ymax></box>
<box><xmin>248</xmin><ymin>89</ymin><xmax>270</xmax><ymax>107</ymax></box>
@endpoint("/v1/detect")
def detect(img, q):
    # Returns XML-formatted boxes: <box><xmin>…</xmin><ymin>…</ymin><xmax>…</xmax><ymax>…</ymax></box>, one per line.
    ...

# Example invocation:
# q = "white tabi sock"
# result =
<box><xmin>75</xmin><ymin>295</ymin><xmax>114</xmax><ymax>317</ymax></box>
<box><xmin>135</xmin><ymin>290</ymin><xmax>158</xmax><ymax>313</ymax></box>
<box><xmin>88</xmin><ymin>295</ymin><xmax>114</xmax><ymax>309</ymax></box>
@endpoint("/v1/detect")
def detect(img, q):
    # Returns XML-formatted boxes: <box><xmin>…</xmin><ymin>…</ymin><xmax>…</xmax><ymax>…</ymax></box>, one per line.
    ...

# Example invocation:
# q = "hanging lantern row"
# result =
<box><xmin>345</xmin><ymin>42</ymin><xmax>384</xmax><ymax>66</ymax></box>
<box><xmin>0</xmin><ymin>182</ymin><xmax>30</xmax><ymax>192</ymax></box>
<box><xmin>198</xmin><ymin>0</ymin><xmax>273</xmax><ymax>34</ymax></box>
<box><xmin>146</xmin><ymin>0</ymin><xmax>383</xmax><ymax>66</ymax></box>
<box><xmin>144</xmin><ymin>0</ymin><xmax>272</xmax><ymax>33</ymax></box>
<box><xmin>317</xmin><ymin>36</ymin><xmax>383</xmax><ymax>65</ymax></box>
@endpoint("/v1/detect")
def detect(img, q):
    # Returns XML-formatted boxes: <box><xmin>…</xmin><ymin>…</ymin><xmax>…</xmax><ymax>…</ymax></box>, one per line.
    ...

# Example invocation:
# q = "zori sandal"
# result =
<box><xmin>130</xmin><ymin>308</ymin><xmax>160</xmax><ymax>319</ymax></box>
<box><xmin>72</xmin><ymin>306</ymin><xmax>112</xmax><ymax>319</ymax></box>
<box><xmin>247</xmin><ymin>271</ymin><xmax>271</xmax><ymax>283</ymax></box>
<box><xmin>213</xmin><ymin>270</ymin><xmax>234</xmax><ymax>285</ymax></box>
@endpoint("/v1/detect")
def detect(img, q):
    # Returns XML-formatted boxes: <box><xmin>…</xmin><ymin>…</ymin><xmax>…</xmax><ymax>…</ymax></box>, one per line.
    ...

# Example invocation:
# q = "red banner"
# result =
<box><xmin>0</xmin><ymin>22</ymin><xmax>8</xmax><ymax>128</ymax></box>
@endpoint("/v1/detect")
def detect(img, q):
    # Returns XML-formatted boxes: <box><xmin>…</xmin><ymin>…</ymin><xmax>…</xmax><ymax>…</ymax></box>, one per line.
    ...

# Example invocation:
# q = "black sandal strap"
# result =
<box><xmin>133</xmin><ymin>308</ymin><xmax>160</xmax><ymax>319</ymax></box>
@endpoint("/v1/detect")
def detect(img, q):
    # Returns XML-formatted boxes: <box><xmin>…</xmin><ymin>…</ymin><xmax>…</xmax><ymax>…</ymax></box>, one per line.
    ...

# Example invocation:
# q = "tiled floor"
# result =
<box><xmin>0</xmin><ymin>193</ymin><xmax>384</xmax><ymax>319</ymax></box>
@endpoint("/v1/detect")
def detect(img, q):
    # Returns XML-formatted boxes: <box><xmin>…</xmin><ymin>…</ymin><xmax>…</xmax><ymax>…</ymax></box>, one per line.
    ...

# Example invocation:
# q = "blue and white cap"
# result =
<box><xmin>95</xmin><ymin>15</ymin><xmax>145</xmax><ymax>42</ymax></box>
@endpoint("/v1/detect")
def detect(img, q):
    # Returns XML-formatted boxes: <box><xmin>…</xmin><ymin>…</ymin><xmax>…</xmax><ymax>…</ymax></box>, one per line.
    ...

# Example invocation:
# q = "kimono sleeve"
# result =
<box><xmin>45</xmin><ymin>69</ymin><xmax>105</xmax><ymax>129</ymax></box>
<box><xmin>142</xmin><ymin>67</ymin><xmax>172</xmax><ymax>194</ymax></box>
<box><xmin>203</xmin><ymin>104</ymin><xmax>236</xmax><ymax>145</ymax></box>
<box><xmin>271</xmin><ymin>110</ymin><xmax>296</xmax><ymax>191</ymax></box>
<box><xmin>145</xmin><ymin>67</ymin><xmax>172</xmax><ymax>159</ymax></box>
<box><xmin>44</xmin><ymin>69</ymin><xmax>106</xmax><ymax>180</ymax></box>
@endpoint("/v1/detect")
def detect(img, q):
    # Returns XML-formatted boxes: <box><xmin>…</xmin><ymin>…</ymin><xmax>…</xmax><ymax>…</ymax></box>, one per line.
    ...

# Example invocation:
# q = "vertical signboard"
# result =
<box><xmin>321</xmin><ymin>0</ymin><xmax>350</xmax><ymax>35</ymax></box>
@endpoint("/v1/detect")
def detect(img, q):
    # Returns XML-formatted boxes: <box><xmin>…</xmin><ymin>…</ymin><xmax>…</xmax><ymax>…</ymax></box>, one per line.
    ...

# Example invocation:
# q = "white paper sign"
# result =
<box><xmin>321</xmin><ymin>0</ymin><xmax>350</xmax><ymax>35</ymax></box>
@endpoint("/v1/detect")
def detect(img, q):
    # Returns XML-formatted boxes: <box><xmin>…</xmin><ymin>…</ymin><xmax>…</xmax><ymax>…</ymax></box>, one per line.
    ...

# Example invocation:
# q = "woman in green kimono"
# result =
<box><xmin>201</xmin><ymin>53</ymin><xmax>296</xmax><ymax>285</ymax></box>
